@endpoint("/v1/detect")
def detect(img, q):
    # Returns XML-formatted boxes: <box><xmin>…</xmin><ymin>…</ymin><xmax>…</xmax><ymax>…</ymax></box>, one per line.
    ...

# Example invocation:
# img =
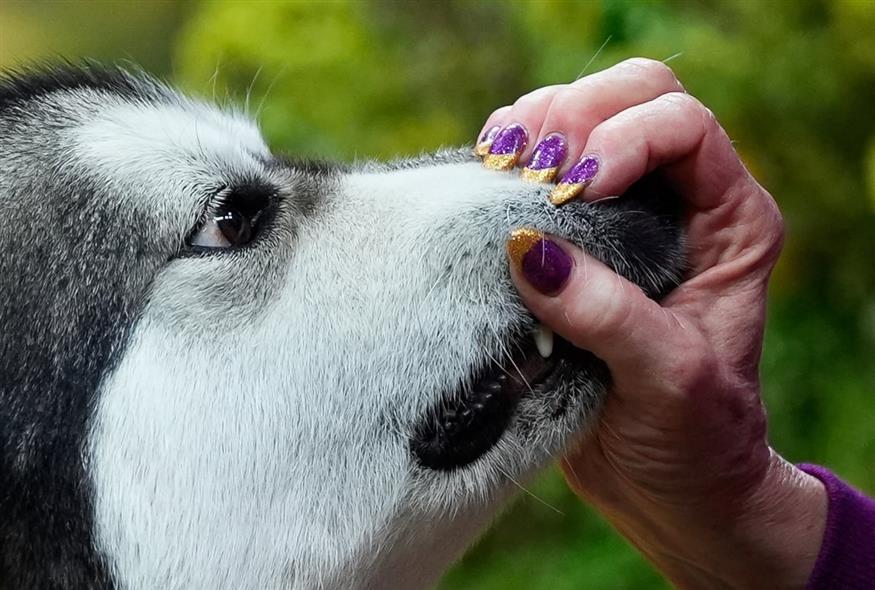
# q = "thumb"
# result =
<box><xmin>506</xmin><ymin>228</ymin><xmax>687</xmax><ymax>379</ymax></box>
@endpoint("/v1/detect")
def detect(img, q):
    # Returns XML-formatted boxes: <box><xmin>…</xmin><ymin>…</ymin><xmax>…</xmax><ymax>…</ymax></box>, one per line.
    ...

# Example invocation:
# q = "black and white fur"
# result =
<box><xmin>0</xmin><ymin>65</ymin><xmax>684</xmax><ymax>589</ymax></box>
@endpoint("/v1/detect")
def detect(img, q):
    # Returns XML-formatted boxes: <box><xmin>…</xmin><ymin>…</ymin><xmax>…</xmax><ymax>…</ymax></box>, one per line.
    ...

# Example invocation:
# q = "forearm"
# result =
<box><xmin>593</xmin><ymin>453</ymin><xmax>827</xmax><ymax>589</ymax></box>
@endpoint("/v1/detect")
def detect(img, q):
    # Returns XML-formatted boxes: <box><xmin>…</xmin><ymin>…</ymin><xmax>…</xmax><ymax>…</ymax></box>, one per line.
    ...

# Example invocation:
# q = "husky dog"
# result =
<box><xmin>0</xmin><ymin>65</ymin><xmax>684</xmax><ymax>589</ymax></box>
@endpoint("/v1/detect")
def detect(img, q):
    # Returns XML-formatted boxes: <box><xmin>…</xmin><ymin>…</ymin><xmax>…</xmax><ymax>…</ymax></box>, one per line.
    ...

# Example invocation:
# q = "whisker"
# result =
<box><xmin>500</xmin><ymin>346</ymin><xmax>536</xmax><ymax>398</ymax></box>
<box><xmin>255</xmin><ymin>65</ymin><xmax>288</xmax><ymax>119</ymax></box>
<box><xmin>561</xmin><ymin>451</ymin><xmax>584</xmax><ymax>491</ymax></box>
<box><xmin>496</xmin><ymin>465</ymin><xmax>565</xmax><ymax>515</ymax></box>
<box><xmin>579</xmin><ymin>185</ymin><xmax>615</xmax><ymax>200</ymax></box>
<box><xmin>209</xmin><ymin>58</ymin><xmax>223</xmax><ymax>102</ymax></box>
<box><xmin>413</xmin><ymin>262</ymin><xmax>450</xmax><ymax>337</ymax></box>
<box><xmin>481</xmin><ymin>313</ymin><xmax>536</xmax><ymax>398</ymax></box>
<box><xmin>577</xmin><ymin>35</ymin><xmax>612</xmax><ymax>80</ymax></box>
<box><xmin>244</xmin><ymin>65</ymin><xmax>264</xmax><ymax>116</ymax></box>
<box><xmin>424</xmin><ymin>266</ymin><xmax>451</xmax><ymax>301</ymax></box>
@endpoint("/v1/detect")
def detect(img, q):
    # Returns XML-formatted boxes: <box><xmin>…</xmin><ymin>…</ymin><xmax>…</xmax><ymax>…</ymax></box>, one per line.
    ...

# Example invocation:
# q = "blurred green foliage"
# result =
<box><xmin>2</xmin><ymin>1</ymin><xmax>873</xmax><ymax>588</ymax></box>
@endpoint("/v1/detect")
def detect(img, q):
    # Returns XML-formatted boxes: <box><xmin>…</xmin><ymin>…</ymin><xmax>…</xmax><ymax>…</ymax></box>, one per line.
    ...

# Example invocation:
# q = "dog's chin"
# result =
<box><xmin>410</xmin><ymin>333</ymin><xmax>596</xmax><ymax>472</ymax></box>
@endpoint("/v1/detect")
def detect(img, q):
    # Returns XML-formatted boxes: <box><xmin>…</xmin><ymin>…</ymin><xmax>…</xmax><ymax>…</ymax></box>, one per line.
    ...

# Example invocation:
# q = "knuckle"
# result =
<box><xmin>584</xmin><ymin>119</ymin><xmax>620</xmax><ymax>151</ymax></box>
<box><xmin>573</xmin><ymin>275</ymin><xmax>631</xmax><ymax>339</ymax></box>
<box><xmin>594</xmin><ymin>297</ymin><xmax>630</xmax><ymax>339</ymax></box>
<box><xmin>548</xmin><ymin>86</ymin><xmax>596</xmax><ymax>121</ymax></box>
<box><xmin>766</xmin><ymin>199</ymin><xmax>785</xmax><ymax>245</ymax></box>
<box><xmin>659</xmin><ymin>90</ymin><xmax>702</xmax><ymax>114</ymax></box>
<box><xmin>759</xmin><ymin>197</ymin><xmax>786</xmax><ymax>263</ymax></box>
<box><xmin>550</xmin><ymin>86</ymin><xmax>590</xmax><ymax>112</ymax></box>
<box><xmin>492</xmin><ymin>105</ymin><xmax>512</xmax><ymax>118</ymax></box>
<box><xmin>513</xmin><ymin>84</ymin><xmax>564</xmax><ymax>110</ymax></box>
<box><xmin>486</xmin><ymin>105</ymin><xmax>512</xmax><ymax>124</ymax></box>
<box><xmin>620</xmin><ymin>57</ymin><xmax>678</xmax><ymax>84</ymax></box>
<box><xmin>659</xmin><ymin>91</ymin><xmax>719</xmax><ymax>132</ymax></box>
<box><xmin>663</xmin><ymin>338</ymin><xmax>719</xmax><ymax>395</ymax></box>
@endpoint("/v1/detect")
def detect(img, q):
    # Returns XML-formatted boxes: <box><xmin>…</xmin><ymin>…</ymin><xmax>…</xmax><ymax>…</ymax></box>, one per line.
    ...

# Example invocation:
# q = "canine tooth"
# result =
<box><xmin>534</xmin><ymin>323</ymin><xmax>554</xmax><ymax>358</ymax></box>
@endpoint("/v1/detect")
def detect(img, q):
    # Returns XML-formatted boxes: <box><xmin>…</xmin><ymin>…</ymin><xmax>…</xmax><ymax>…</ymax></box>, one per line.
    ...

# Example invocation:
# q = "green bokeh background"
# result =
<box><xmin>2</xmin><ymin>1</ymin><xmax>873</xmax><ymax>587</ymax></box>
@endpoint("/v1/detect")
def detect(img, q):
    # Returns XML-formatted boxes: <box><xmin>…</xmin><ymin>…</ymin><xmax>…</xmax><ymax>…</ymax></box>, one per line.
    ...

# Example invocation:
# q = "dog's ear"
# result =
<box><xmin>1</xmin><ymin>61</ymin><xmax>167</xmax><ymax>113</ymax></box>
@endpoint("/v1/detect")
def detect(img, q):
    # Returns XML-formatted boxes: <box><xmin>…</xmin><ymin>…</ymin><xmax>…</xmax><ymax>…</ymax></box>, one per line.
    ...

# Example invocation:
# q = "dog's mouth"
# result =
<box><xmin>410</xmin><ymin>324</ymin><xmax>585</xmax><ymax>471</ymax></box>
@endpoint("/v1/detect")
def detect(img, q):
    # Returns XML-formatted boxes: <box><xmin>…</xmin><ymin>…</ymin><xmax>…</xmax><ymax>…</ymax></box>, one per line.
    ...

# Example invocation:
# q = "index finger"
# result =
<box><xmin>575</xmin><ymin>92</ymin><xmax>784</xmax><ymax>279</ymax></box>
<box><xmin>577</xmin><ymin>92</ymin><xmax>752</xmax><ymax>210</ymax></box>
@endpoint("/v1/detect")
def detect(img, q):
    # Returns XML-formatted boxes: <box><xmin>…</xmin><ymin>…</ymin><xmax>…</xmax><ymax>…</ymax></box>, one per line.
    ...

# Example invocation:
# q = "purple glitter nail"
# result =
<box><xmin>561</xmin><ymin>154</ymin><xmax>599</xmax><ymax>184</ymax></box>
<box><xmin>478</xmin><ymin>125</ymin><xmax>500</xmax><ymax>145</ymax></box>
<box><xmin>488</xmin><ymin>123</ymin><xmax>528</xmax><ymax>155</ymax></box>
<box><xmin>526</xmin><ymin>133</ymin><xmax>567</xmax><ymax>170</ymax></box>
<box><xmin>521</xmin><ymin>238</ymin><xmax>573</xmax><ymax>295</ymax></box>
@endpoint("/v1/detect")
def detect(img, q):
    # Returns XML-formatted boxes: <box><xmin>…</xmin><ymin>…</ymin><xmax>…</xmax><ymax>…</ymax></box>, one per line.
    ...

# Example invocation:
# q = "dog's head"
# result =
<box><xmin>0</xmin><ymin>65</ymin><xmax>684</xmax><ymax>588</ymax></box>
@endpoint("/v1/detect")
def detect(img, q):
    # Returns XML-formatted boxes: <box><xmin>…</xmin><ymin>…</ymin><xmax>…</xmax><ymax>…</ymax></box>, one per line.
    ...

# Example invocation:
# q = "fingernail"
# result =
<box><xmin>507</xmin><ymin>228</ymin><xmax>573</xmax><ymax>295</ymax></box>
<box><xmin>474</xmin><ymin>125</ymin><xmax>500</xmax><ymax>157</ymax></box>
<box><xmin>549</xmin><ymin>154</ymin><xmax>600</xmax><ymax>206</ymax></box>
<box><xmin>483</xmin><ymin>123</ymin><xmax>528</xmax><ymax>171</ymax></box>
<box><xmin>521</xmin><ymin>133</ymin><xmax>567</xmax><ymax>183</ymax></box>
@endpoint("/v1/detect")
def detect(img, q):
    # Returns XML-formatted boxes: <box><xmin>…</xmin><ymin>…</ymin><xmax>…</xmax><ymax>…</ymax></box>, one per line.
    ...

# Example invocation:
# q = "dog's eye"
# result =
<box><xmin>189</xmin><ymin>189</ymin><xmax>270</xmax><ymax>250</ymax></box>
<box><xmin>191</xmin><ymin>207</ymin><xmax>253</xmax><ymax>248</ymax></box>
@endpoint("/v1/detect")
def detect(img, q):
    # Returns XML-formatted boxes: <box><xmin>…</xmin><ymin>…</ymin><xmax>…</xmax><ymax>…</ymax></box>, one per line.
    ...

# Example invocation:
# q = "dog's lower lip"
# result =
<box><xmin>475</xmin><ymin>345</ymin><xmax>556</xmax><ymax>399</ymax></box>
<box><xmin>410</xmin><ymin>336</ymin><xmax>568</xmax><ymax>472</ymax></box>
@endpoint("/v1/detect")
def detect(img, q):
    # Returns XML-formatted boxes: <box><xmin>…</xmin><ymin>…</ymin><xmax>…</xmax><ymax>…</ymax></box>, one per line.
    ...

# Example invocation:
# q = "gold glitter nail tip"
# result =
<box><xmin>507</xmin><ymin>227</ymin><xmax>544</xmax><ymax>267</ymax></box>
<box><xmin>521</xmin><ymin>166</ymin><xmax>559</xmax><ymax>184</ymax></box>
<box><xmin>474</xmin><ymin>142</ymin><xmax>493</xmax><ymax>157</ymax></box>
<box><xmin>549</xmin><ymin>182</ymin><xmax>584</xmax><ymax>206</ymax></box>
<box><xmin>482</xmin><ymin>153</ymin><xmax>519</xmax><ymax>171</ymax></box>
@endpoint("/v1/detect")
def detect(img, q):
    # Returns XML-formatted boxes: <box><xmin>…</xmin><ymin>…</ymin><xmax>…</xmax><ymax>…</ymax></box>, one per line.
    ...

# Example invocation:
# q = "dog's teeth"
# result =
<box><xmin>533</xmin><ymin>323</ymin><xmax>554</xmax><ymax>358</ymax></box>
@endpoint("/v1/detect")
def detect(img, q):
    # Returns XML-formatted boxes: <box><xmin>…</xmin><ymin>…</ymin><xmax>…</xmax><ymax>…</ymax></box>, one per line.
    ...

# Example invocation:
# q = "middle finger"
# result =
<box><xmin>527</xmin><ymin>58</ymin><xmax>685</xmax><ymax>181</ymax></box>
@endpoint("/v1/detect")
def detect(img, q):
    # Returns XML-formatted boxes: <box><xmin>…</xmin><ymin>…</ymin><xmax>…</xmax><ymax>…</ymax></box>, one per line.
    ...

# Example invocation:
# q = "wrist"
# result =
<box><xmin>594</xmin><ymin>451</ymin><xmax>827</xmax><ymax>589</ymax></box>
<box><xmin>733</xmin><ymin>453</ymin><xmax>826</xmax><ymax>587</ymax></box>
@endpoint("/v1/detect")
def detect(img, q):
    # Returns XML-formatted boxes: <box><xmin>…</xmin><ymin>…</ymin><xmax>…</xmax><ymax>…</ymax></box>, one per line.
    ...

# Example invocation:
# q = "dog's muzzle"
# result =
<box><xmin>410</xmin><ymin>330</ymin><xmax>587</xmax><ymax>471</ymax></box>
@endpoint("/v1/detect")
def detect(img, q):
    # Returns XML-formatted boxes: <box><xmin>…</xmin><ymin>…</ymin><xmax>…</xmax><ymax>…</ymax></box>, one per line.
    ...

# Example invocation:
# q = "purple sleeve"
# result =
<box><xmin>798</xmin><ymin>464</ymin><xmax>875</xmax><ymax>589</ymax></box>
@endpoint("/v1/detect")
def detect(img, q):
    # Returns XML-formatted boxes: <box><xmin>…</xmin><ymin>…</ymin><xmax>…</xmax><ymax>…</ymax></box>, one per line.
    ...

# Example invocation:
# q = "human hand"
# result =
<box><xmin>478</xmin><ymin>59</ymin><xmax>827</xmax><ymax>589</ymax></box>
